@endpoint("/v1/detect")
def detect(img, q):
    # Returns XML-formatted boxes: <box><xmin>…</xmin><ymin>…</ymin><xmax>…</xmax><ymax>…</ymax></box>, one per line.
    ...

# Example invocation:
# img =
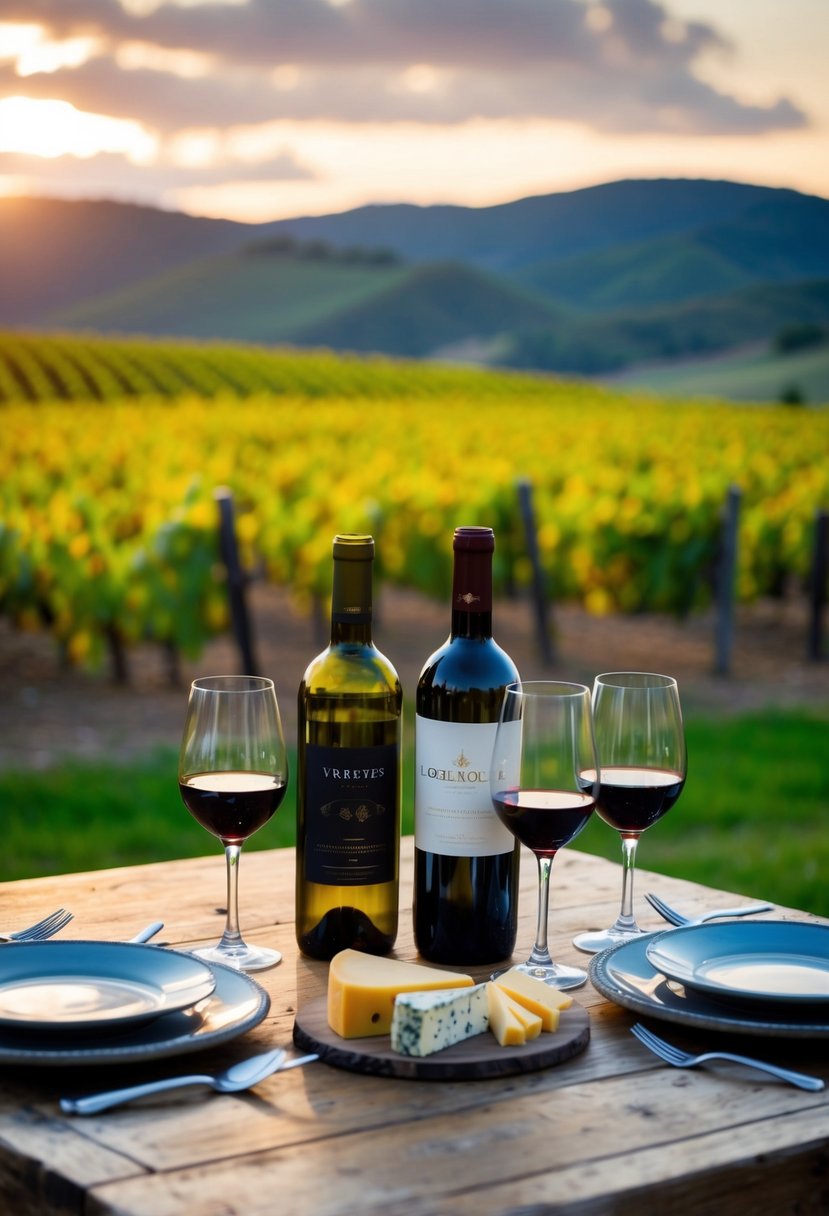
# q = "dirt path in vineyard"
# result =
<box><xmin>0</xmin><ymin>584</ymin><xmax>826</xmax><ymax>770</ymax></box>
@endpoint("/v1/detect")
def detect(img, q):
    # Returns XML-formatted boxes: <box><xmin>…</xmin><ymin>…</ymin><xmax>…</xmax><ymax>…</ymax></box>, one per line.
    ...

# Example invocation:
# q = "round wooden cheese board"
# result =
<box><xmin>293</xmin><ymin>997</ymin><xmax>590</xmax><ymax>1080</ymax></box>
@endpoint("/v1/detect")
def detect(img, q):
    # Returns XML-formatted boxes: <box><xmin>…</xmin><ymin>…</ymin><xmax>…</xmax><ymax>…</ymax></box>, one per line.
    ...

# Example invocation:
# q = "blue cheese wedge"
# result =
<box><xmin>390</xmin><ymin>983</ymin><xmax>489</xmax><ymax>1057</ymax></box>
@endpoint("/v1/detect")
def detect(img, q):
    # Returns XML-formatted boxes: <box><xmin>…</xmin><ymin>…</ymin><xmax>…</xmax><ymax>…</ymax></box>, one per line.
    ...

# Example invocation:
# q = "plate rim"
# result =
<box><xmin>644</xmin><ymin>920</ymin><xmax>829</xmax><ymax>1007</ymax></box>
<box><xmin>0</xmin><ymin>959</ymin><xmax>270</xmax><ymax>1065</ymax></box>
<box><xmin>590</xmin><ymin>930</ymin><xmax>829</xmax><ymax>1039</ymax></box>
<box><xmin>0</xmin><ymin>939</ymin><xmax>218</xmax><ymax>1031</ymax></box>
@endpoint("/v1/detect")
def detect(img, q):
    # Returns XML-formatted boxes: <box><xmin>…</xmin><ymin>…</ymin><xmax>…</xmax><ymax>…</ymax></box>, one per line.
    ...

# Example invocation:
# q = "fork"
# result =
<box><xmin>630</xmin><ymin>1023</ymin><xmax>824</xmax><ymax>1091</ymax></box>
<box><xmin>0</xmin><ymin>908</ymin><xmax>74</xmax><ymax>943</ymax></box>
<box><xmin>645</xmin><ymin>892</ymin><xmax>773</xmax><ymax>927</ymax></box>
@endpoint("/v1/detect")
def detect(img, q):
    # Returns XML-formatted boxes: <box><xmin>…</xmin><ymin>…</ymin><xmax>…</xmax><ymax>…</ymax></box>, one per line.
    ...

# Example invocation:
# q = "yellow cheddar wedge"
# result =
<box><xmin>497</xmin><ymin>989</ymin><xmax>542</xmax><ymax>1040</ymax></box>
<box><xmin>327</xmin><ymin>949</ymin><xmax>474</xmax><ymax>1039</ymax></box>
<box><xmin>493</xmin><ymin>968</ymin><xmax>573</xmax><ymax>1031</ymax></box>
<box><xmin>487</xmin><ymin>982</ymin><xmax>527</xmax><ymax>1046</ymax></box>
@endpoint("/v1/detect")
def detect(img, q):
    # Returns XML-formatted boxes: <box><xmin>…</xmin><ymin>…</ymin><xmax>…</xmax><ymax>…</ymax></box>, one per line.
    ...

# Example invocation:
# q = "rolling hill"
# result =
<box><xmin>48</xmin><ymin>248</ymin><xmax>557</xmax><ymax>352</ymax></box>
<box><xmin>0</xmin><ymin>196</ymin><xmax>252</xmax><ymax>326</ymax></box>
<box><xmin>4</xmin><ymin>178</ymin><xmax>829</xmax><ymax>398</ymax></box>
<box><xmin>518</xmin><ymin>192</ymin><xmax>829</xmax><ymax>310</ymax></box>
<box><xmin>50</xmin><ymin>244</ymin><xmax>411</xmax><ymax>344</ymax></box>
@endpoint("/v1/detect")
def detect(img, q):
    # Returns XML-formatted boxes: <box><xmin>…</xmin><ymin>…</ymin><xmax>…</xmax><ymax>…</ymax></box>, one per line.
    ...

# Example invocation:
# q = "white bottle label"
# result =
<box><xmin>415</xmin><ymin>716</ymin><xmax>516</xmax><ymax>857</ymax></box>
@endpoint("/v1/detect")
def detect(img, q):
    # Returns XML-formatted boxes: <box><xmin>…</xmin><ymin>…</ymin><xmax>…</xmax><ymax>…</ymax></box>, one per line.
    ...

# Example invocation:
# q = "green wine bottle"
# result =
<box><xmin>296</xmin><ymin>535</ymin><xmax>402</xmax><ymax>960</ymax></box>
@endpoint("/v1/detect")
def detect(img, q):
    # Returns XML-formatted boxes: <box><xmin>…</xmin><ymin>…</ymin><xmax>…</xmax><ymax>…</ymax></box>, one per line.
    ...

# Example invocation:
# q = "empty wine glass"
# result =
<box><xmin>490</xmin><ymin>681</ymin><xmax>598</xmax><ymax>989</ymax></box>
<box><xmin>573</xmin><ymin>672</ymin><xmax>686</xmax><ymax>955</ymax></box>
<box><xmin>179</xmin><ymin>675</ymin><xmax>288</xmax><ymax>971</ymax></box>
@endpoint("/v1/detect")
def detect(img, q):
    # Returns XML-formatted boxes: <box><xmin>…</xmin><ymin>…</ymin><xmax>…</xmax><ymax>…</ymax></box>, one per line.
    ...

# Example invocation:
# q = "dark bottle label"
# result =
<box><xmin>304</xmin><ymin>743</ymin><xmax>398</xmax><ymax>886</ymax></box>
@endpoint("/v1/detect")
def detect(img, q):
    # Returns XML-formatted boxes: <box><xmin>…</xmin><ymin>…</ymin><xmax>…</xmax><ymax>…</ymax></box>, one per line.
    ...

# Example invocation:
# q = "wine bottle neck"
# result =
<box><xmin>330</xmin><ymin>544</ymin><xmax>374</xmax><ymax>646</ymax></box>
<box><xmin>449</xmin><ymin>547</ymin><xmax>493</xmax><ymax>640</ymax></box>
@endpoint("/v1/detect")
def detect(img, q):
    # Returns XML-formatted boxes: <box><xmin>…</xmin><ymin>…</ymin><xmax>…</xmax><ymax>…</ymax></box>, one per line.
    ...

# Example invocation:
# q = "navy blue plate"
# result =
<box><xmin>645</xmin><ymin>921</ymin><xmax>829</xmax><ymax>1007</ymax></box>
<box><xmin>590</xmin><ymin>928</ymin><xmax>829</xmax><ymax>1039</ymax></box>
<box><xmin>0</xmin><ymin>941</ymin><xmax>216</xmax><ymax>1031</ymax></box>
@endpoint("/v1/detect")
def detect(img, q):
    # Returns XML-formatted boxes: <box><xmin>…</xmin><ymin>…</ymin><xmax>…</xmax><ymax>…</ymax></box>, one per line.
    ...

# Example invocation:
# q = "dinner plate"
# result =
<box><xmin>0</xmin><ymin>941</ymin><xmax>216</xmax><ymax>1031</ymax></box>
<box><xmin>590</xmin><ymin>932</ymin><xmax>829</xmax><ymax>1039</ymax></box>
<box><xmin>0</xmin><ymin>960</ymin><xmax>269</xmax><ymax>1066</ymax></box>
<box><xmin>645</xmin><ymin>921</ymin><xmax>829</xmax><ymax>1007</ymax></box>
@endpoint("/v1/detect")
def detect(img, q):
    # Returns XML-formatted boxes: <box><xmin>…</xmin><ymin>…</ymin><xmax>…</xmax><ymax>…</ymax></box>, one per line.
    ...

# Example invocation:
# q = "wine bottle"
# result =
<box><xmin>413</xmin><ymin>525</ymin><xmax>520</xmax><ymax>965</ymax></box>
<box><xmin>296</xmin><ymin>534</ymin><xmax>402</xmax><ymax>960</ymax></box>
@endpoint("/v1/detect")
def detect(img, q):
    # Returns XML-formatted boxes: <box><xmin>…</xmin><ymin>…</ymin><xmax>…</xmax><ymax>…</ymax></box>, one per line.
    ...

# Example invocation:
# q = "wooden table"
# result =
<box><xmin>1</xmin><ymin>838</ymin><xmax>827</xmax><ymax>1215</ymax></box>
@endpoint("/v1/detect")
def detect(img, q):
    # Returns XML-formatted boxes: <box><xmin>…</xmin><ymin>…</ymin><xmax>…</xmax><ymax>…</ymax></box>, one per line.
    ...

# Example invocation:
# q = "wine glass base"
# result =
<box><xmin>491</xmin><ymin>961</ymin><xmax>588</xmax><ymax>990</ymax></box>
<box><xmin>572</xmin><ymin>926</ymin><xmax>647</xmax><ymax>955</ymax></box>
<box><xmin>192</xmin><ymin>943</ymin><xmax>283</xmax><ymax>972</ymax></box>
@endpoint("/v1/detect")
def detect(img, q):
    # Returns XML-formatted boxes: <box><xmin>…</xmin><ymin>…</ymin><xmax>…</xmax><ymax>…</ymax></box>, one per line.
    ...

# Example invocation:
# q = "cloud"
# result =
<box><xmin>1</xmin><ymin>0</ymin><xmax>808</xmax><ymax>137</ymax></box>
<box><xmin>0</xmin><ymin>145</ymin><xmax>316</xmax><ymax>196</ymax></box>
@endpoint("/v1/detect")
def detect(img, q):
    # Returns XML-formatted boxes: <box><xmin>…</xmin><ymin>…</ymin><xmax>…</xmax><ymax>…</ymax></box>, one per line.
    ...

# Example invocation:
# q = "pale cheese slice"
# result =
<box><xmin>327</xmin><ymin>949</ymin><xmax>474</xmax><ymax>1039</ymax></box>
<box><xmin>486</xmin><ymin>982</ymin><xmax>527</xmax><ymax>1046</ymax></box>
<box><xmin>497</xmin><ymin>989</ymin><xmax>542</xmax><ymax>1040</ymax></box>
<box><xmin>493</xmin><ymin>968</ymin><xmax>572</xmax><ymax>1031</ymax></box>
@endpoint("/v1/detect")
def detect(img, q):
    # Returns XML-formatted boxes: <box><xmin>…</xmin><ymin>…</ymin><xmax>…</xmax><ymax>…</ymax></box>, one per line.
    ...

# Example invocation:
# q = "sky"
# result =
<box><xmin>0</xmin><ymin>0</ymin><xmax>827</xmax><ymax>224</ymax></box>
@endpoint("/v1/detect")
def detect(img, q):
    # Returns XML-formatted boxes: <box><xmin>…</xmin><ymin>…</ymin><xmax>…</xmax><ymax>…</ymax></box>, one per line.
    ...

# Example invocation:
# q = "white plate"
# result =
<box><xmin>645</xmin><ymin>921</ymin><xmax>829</xmax><ymax>1007</ymax></box>
<box><xmin>590</xmin><ymin>930</ymin><xmax>829</xmax><ymax>1039</ymax></box>
<box><xmin>0</xmin><ymin>941</ymin><xmax>216</xmax><ymax>1031</ymax></box>
<box><xmin>0</xmin><ymin>959</ymin><xmax>269</xmax><ymax>1066</ymax></box>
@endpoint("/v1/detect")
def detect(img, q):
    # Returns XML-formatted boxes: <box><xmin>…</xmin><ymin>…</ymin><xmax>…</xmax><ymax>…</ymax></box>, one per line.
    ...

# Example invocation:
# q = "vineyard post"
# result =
<box><xmin>713</xmin><ymin>484</ymin><xmax>741</xmax><ymax>676</ymax></box>
<box><xmin>516</xmin><ymin>478</ymin><xmax>555</xmax><ymax>665</ymax></box>
<box><xmin>807</xmin><ymin>508</ymin><xmax>828</xmax><ymax>661</ymax></box>
<box><xmin>215</xmin><ymin>488</ymin><xmax>260</xmax><ymax>677</ymax></box>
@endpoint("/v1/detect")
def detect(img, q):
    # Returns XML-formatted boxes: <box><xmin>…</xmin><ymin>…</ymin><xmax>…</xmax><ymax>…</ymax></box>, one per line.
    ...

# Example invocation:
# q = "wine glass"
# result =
<box><xmin>178</xmin><ymin>675</ymin><xmax>288</xmax><ymax>971</ymax></box>
<box><xmin>573</xmin><ymin>672</ymin><xmax>686</xmax><ymax>955</ymax></box>
<box><xmin>490</xmin><ymin>681</ymin><xmax>598</xmax><ymax>989</ymax></box>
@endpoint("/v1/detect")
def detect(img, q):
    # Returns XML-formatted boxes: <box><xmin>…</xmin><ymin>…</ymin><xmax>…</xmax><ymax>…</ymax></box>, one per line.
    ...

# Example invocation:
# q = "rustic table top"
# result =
<box><xmin>1</xmin><ymin>838</ymin><xmax>827</xmax><ymax>1216</ymax></box>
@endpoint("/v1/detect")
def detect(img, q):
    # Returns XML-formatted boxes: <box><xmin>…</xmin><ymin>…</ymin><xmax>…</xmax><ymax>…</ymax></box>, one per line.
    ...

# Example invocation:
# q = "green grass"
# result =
<box><xmin>574</xmin><ymin>709</ymin><xmax>829</xmax><ymax>915</ymax></box>
<box><xmin>2</xmin><ymin>709</ymin><xmax>827</xmax><ymax>917</ymax></box>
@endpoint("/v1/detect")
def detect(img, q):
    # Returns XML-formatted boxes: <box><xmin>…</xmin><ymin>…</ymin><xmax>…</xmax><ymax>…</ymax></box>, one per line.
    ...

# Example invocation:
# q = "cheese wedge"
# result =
<box><xmin>496</xmin><ymin>989</ymin><xmax>542</xmax><ymax>1040</ymax></box>
<box><xmin>391</xmin><ymin>984</ymin><xmax>489</xmax><ymax>1057</ymax></box>
<box><xmin>487</xmin><ymin>982</ymin><xmax>527</xmax><ymax>1046</ymax></box>
<box><xmin>327</xmin><ymin>949</ymin><xmax>474</xmax><ymax>1039</ymax></box>
<box><xmin>492</xmin><ymin>968</ymin><xmax>572</xmax><ymax>1031</ymax></box>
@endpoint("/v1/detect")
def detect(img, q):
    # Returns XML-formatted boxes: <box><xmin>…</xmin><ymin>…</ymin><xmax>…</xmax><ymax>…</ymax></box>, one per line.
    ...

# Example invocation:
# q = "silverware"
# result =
<box><xmin>59</xmin><ymin>1050</ymin><xmax>318</xmax><ymax>1113</ymax></box>
<box><xmin>129</xmin><ymin>922</ymin><xmax>164</xmax><ymax>944</ymax></box>
<box><xmin>0</xmin><ymin>908</ymin><xmax>74</xmax><ymax>942</ymax></box>
<box><xmin>645</xmin><ymin>892</ymin><xmax>773</xmax><ymax>927</ymax></box>
<box><xmin>630</xmin><ymin>1023</ymin><xmax>824</xmax><ymax>1091</ymax></box>
<box><xmin>60</xmin><ymin>1049</ymin><xmax>319</xmax><ymax>1115</ymax></box>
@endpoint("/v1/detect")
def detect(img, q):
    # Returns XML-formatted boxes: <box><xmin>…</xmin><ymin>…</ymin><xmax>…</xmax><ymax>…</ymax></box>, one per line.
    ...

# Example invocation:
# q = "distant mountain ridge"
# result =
<box><xmin>256</xmin><ymin>179</ymin><xmax>790</xmax><ymax>273</ymax></box>
<box><xmin>3</xmin><ymin>179</ymin><xmax>828</xmax><ymax>393</ymax></box>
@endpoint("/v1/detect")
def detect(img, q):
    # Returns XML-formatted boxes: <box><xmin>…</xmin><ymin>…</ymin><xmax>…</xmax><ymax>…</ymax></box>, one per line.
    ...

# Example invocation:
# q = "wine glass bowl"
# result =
<box><xmin>490</xmin><ymin>680</ymin><xmax>598</xmax><ymax>989</ymax></box>
<box><xmin>573</xmin><ymin>672</ymin><xmax>686</xmax><ymax>955</ymax></box>
<box><xmin>179</xmin><ymin>674</ymin><xmax>288</xmax><ymax>972</ymax></box>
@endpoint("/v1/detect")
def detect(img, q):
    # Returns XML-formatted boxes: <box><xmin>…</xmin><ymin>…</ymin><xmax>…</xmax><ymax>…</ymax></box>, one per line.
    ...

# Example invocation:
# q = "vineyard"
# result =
<box><xmin>1</xmin><ymin>331</ymin><xmax>827</xmax><ymax>673</ymax></box>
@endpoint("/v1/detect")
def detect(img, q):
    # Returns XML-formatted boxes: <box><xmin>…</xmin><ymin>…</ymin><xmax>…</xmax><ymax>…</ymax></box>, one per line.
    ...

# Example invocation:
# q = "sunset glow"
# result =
<box><xmin>0</xmin><ymin>1</ymin><xmax>825</xmax><ymax>220</ymax></box>
<box><xmin>0</xmin><ymin>97</ymin><xmax>157</xmax><ymax>162</ymax></box>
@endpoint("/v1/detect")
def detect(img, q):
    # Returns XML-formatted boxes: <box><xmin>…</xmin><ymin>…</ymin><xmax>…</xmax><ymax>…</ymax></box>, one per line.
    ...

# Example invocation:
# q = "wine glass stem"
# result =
<box><xmin>528</xmin><ymin>855</ymin><xmax>554</xmax><ymax>967</ymax></box>
<box><xmin>614</xmin><ymin>835</ymin><xmax>640</xmax><ymax>933</ymax></box>
<box><xmin>220</xmin><ymin>843</ymin><xmax>245</xmax><ymax>948</ymax></box>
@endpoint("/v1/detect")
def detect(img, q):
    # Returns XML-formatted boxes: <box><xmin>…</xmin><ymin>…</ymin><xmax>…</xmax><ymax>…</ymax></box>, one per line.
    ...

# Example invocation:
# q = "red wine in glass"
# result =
<box><xmin>179</xmin><ymin>675</ymin><xmax>288</xmax><ymax>972</ymax></box>
<box><xmin>490</xmin><ymin>680</ymin><xmax>598</xmax><ymax>989</ymax></box>
<box><xmin>588</xmin><ymin>766</ymin><xmax>685</xmax><ymax>835</ymax></box>
<box><xmin>492</xmin><ymin>788</ymin><xmax>595</xmax><ymax>857</ymax></box>
<box><xmin>179</xmin><ymin>772</ymin><xmax>287</xmax><ymax>846</ymax></box>
<box><xmin>573</xmin><ymin>673</ymin><xmax>686</xmax><ymax>955</ymax></box>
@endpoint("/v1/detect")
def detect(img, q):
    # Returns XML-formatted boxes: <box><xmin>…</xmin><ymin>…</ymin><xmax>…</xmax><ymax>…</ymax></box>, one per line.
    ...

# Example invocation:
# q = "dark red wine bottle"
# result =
<box><xmin>413</xmin><ymin>526</ymin><xmax>520</xmax><ymax>965</ymax></box>
<box><xmin>296</xmin><ymin>535</ymin><xmax>402</xmax><ymax>960</ymax></box>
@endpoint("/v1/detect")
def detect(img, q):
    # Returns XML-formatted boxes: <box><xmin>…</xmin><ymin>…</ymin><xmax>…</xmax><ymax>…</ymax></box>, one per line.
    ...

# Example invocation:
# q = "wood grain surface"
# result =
<box><xmin>0</xmin><ymin>838</ymin><xmax>826</xmax><ymax>1216</ymax></box>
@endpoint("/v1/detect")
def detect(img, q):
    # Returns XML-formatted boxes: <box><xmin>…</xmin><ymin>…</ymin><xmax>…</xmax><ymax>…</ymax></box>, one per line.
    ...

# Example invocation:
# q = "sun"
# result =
<box><xmin>0</xmin><ymin>96</ymin><xmax>157</xmax><ymax>162</ymax></box>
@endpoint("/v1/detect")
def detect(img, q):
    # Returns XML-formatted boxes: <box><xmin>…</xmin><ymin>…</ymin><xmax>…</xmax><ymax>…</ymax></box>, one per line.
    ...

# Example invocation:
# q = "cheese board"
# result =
<box><xmin>293</xmin><ymin>996</ymin><xmax>590</xmax><ymax>1080</ymax></box>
